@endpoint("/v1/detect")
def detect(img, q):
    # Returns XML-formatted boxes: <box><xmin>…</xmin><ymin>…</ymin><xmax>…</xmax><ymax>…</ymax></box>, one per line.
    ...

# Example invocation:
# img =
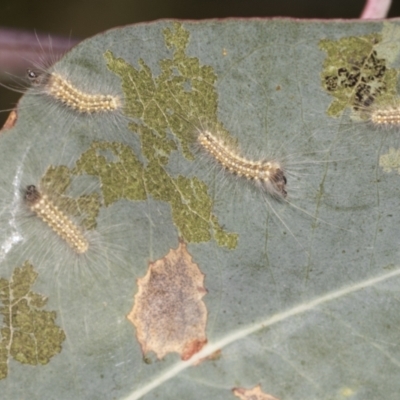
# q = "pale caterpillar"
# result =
<box><xmin>302</xmin><ymin>90</ymin><xmax>400</xmax><ymax>156</ymax></box>
<box><xmin>176</xmin><ymin>117</ymin><xmax>346</xmax><ymax>254</ymax></box>
<box><xmin>356</xmin><ymin>98</ymin><xmax>400</xmax><ymax>128</ymax></box>
<box><xmin>197</xmin><ymin>130</ymin><xmax>287</xmax><ymax>199</ymax></box>
<box><xmin>0</xmin><ymin>136</ymin><xmax>134</xmax><ymax>288</ymax></box>
<box><xmin>26</xmin><ymin>69</ymin><xmax>121</xmax><ymax>114</ymax></box>
<box><xmin>0</xmin><ymin>37</ymin><xmax>128</xmax><ymax>141</ymax></box>
<box><xmin>24</xmin><ymin>184</ymin><xmax>89</xmax><ymax>254</ymax></box>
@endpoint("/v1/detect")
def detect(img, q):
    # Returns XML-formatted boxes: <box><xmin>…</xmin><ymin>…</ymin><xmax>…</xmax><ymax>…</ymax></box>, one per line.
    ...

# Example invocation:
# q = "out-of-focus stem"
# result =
<box><xmin>360</xmin><ymin>0</ymin><xmax>392</xmax><ymax>19</ymax></box>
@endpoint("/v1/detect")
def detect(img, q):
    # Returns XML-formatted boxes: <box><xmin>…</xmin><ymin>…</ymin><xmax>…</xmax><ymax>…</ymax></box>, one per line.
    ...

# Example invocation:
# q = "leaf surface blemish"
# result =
<box><xmin>127</xmin><ymin>241</ymin><xmax>207</xmax><ymax>361</ymax></box>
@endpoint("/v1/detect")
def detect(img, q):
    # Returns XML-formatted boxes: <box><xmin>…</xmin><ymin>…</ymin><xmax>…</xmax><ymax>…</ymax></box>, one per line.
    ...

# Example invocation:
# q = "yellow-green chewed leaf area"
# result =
<box><xmin>73</xmin><ymin>141</ymin><xmax>238</xmax><ymax>247</ymax></box>
<box><xmin>99</xmin><ymin>22</ymin><xmax>238</xmax><ymax>247</ymax></box>
<box><xmin>73</xmin><ymin>141</ymin><xmax>147</xmax><ymax>205</ymax></box>
<box><xmin>104</xmin><ymin>22</ymin><xmax>224</xmax><ymax>162</ymax></box>
<box><xmin>319</xmin><ymin>33</ymin><xmax>399</xmax><ymax>117</ymax></box>
<box><xmin>0</xmin><ymin>262</ymin><xmax>65</xmax><ymax>379</ymax></box>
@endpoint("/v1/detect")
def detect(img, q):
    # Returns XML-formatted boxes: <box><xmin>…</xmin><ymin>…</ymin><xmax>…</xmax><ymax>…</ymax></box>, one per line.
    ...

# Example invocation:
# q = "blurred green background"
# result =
<box><xmin>0</xmin><ymin>0</ymin><xmax>399</xmax><ymax>126</ymax></box>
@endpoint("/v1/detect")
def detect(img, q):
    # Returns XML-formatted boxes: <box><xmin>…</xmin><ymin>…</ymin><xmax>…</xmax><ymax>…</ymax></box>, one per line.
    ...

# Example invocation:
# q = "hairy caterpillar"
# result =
<box><xmin>26</xmin><ymin>69</ymin><xmax>121</xmax><ymax>114</ymax></box>
<box><xmin>197</xmin><ymin>130</ymin><xmax>287</xmax><ymax>199</ymax></box>
<box><xmin>0</xmin><ymin>133</ymin><xmax>136</xmax><ymax>290</ymax></box>
<box><xmin>24</xmin><ymin>184</ymin><xmax>89</xmax><ymax>254</ymax></box>
<box><xmin>174</xmin><ymin>116</ymin><xmax>348</xmax><ymax>256</ymax></box>
<box><xmin>0</xmin><ymin>37</ymin><xmax>129</xmax><ymax>143</ymax></box>
<box><xmin>359</xmin><ymin>98</ymin><xmax>400</xmax><ymax>127</ymax></box>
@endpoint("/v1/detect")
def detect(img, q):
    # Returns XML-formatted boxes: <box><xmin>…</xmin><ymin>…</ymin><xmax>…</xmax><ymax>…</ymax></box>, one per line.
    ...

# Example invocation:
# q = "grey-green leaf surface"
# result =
<box><xmin>0</xmin><ymin>19</ymin><xmax>400</xmax><ymax>400</ymax></box>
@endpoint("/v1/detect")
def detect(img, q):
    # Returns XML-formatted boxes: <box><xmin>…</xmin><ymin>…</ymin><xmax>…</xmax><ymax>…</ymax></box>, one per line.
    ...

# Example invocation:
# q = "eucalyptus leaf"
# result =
<box><xmin>0</xmin><ymin>19</ymin><xmax>400</xmax><ymax>400</ymax></box>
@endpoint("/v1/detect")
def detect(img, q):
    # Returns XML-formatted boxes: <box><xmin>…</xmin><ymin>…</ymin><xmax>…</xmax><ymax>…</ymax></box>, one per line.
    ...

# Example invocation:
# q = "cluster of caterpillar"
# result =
<box><xmin>0</xmin><ymin>33</ymin><xmax>361</xmax><ymax>261</ymax></box>
<box><xmin>1</xmin><ymin>32</ymin><xmax>392</xmax><ymax>265</ymax></box>
<box><xmin>0</xmin><ymin>37</ymin><xmax>138</xmax><ymax>290</ymax></box>
<box><xmin>0</xmin><ymin>42</ymin><xmax>130</xmax><ymax>266</ymax></box>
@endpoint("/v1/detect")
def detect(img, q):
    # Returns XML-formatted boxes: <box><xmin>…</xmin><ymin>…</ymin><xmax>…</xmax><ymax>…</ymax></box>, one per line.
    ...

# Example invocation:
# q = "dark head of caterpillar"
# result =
<box><xmin>24</xmin><ymin>184</ymin><xmax>41</xmax><ymax>205</ymax></box>
<box><xmin>26</xmin><ymin>69</ymin><xmax>50</xmax><ymax>87</ymax></box>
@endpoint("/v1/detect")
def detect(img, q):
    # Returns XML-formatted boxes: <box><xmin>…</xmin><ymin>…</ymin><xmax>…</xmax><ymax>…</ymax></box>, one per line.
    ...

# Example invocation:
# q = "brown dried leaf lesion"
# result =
<box><xmin>232</xmin><ymin>385</ymin><xmax>280</xmax><ymax>400</ymax></box>
<box><xmin>127</xmin><ymin>240</ymin><xmax>208</xmax><ymax>361</ymax></box>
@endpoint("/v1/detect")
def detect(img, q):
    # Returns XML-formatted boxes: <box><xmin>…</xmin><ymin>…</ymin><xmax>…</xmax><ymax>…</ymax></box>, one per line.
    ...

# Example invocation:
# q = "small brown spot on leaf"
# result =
<box><xmin>181</xmin><ymin>338</ymin><xmax>207</xmax><ymax>361</ymax></box>
<box><xmin>275</xmin><ymin>85</ymin><xmax>281</xmax><ymax>91</ymax></box>
<box><xmin>194</xmin><ymin>348</ymin><xmax>222</xmax><ymax>365</ymax></box>
<box><xmin>233</xmin><ymin>385</ymin><xmax>279</xmax><ymax>400</ymax></box>
<box><xmin>127</xmin><ymin>241</ymin><xmax>207</xmax><ymax>360</ymax></box>
<box><xmin>1</xmin><ymin>110</ymin><xmax>17</xmax><ymax>131</ymax></box>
